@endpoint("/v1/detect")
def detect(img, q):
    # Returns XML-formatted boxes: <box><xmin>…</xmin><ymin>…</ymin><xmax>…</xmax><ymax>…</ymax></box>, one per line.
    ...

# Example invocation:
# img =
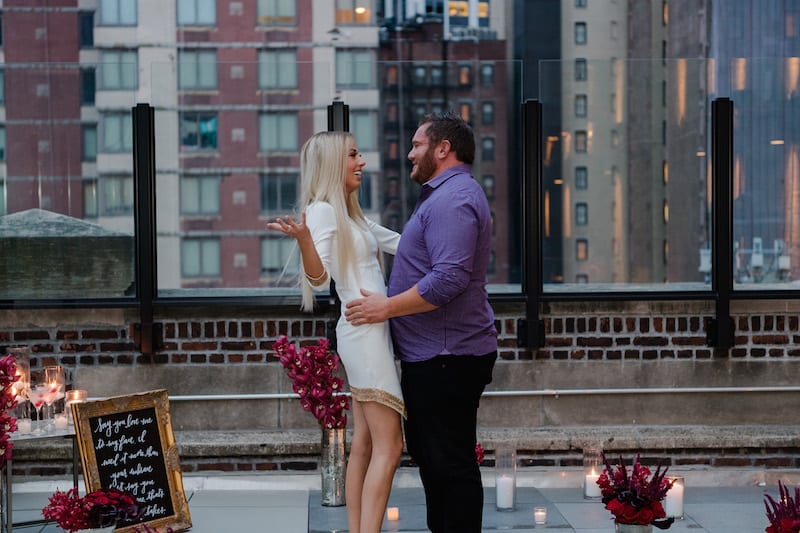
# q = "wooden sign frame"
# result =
<box><xmin>72</xmin><ymin>389</ymin><xmax>192</xmax><ymax>533</ymax></box>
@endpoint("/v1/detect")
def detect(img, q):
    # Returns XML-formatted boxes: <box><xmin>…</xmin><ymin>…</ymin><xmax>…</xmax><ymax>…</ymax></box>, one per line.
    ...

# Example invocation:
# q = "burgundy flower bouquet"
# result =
<box><xmin>0</xmin><ymin>354</ymin><xmax>21</xmax><ymax>469</ymax></box>
<box><xmin>597</xmin><ymin>453</ymin><xmax>674</xmax><ymax>530</ymax></box>
<box><xmin>765</xmin><ymin>481</ymin><xmax>800</xmax><ymax>533</ymax></box>
<box><xmin>42</xmin><ymin>487</ymin><xmax>140</xmax><ymax>532</ymax></box>
<box><xmin>273</xmin><ymin>336</ymin><xmax>350</xmax><ymax>429</ymax></box>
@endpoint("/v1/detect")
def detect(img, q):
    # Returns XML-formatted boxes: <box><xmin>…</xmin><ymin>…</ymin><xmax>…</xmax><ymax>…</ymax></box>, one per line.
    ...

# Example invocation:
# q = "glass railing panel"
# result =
<box><xmin>727</xmin><ymin>58</ymin><xmax>800</xmax><ymax>291</ymax></box>
<box><xmin>0</xmin><ymin>64</ymin><xmax>137</xmax><ymax>300</ymax></box>
<box><xmin>538</xmin><ymin>58</ymin><xmax>712</xmax><ymax>293</ymax></box>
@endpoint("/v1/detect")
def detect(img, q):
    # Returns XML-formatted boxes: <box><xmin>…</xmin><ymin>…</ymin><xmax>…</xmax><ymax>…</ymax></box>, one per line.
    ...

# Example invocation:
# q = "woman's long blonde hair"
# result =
<box><xmin>299</xmin><ymin>131</ymin><xmax>367</xmax><ymax>311</ymax></box>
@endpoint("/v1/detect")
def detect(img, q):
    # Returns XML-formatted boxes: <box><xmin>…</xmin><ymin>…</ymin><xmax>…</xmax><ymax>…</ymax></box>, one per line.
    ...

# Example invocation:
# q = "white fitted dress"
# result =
<box><xmin>306</xmin><ymin>201</ymin><xmax>406</xmax><ymax>418</ymax></box>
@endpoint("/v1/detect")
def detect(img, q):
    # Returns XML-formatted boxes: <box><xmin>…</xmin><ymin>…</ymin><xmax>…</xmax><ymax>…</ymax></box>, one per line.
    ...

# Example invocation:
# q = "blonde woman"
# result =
<box><xmin>267</xmin><ymin>131</ymin><xmax>404</xmax><ymax>533</ymax></box>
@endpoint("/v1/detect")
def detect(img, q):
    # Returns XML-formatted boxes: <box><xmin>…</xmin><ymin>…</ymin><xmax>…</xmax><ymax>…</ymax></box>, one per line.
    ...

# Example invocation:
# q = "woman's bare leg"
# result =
<box><xmin>346</xmin><ymin>399</ymin><xmax>370</xmax><ymax>533</ymax></box>
<box><xmin>358</xmin><ymin>402</ymin><xmax>403</xmax><ymax>533</ymax></box>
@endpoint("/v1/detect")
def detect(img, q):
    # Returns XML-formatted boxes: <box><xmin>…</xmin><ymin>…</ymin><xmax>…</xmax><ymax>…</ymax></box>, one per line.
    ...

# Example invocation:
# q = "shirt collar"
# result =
<box><xmin>423</xmin><ymin>163</ymin><xmax>472</xmax><ymax>191</ymax></box>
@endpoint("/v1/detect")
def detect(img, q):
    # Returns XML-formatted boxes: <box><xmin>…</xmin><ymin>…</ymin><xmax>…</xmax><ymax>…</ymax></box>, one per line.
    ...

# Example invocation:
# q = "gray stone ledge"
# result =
<box><xmin>12</xmin><ymin>425</ymin><xmax>800</xmax><ymax>461</ymax></box>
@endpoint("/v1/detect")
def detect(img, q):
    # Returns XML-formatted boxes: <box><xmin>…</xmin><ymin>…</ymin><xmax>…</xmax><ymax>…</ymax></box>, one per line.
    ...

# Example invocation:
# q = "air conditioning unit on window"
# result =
<box><xmin>698</xmin><ymin>248</ymin><xmax>711</xmax><ymax>273</ymax></box>
<box><xmin>750</xmin><ymin>237</ymin><xmax>763</xmax><ymax>268</ymax></box>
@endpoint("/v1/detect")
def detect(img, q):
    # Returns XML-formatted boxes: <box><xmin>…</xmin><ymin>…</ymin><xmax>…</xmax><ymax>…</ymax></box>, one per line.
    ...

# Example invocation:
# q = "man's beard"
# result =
<box><xmin>410</xmin><ymin>148</ymin><xmax>437</xmax><ymax>185</ymax></box>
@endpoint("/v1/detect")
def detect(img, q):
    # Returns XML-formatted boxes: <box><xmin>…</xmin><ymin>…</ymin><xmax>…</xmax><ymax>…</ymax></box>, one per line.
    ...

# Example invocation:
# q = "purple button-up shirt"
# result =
<box><xmin>388</xmin><ymin>164</ymin><xmax>497</xmax><ymax>362</ymax></box>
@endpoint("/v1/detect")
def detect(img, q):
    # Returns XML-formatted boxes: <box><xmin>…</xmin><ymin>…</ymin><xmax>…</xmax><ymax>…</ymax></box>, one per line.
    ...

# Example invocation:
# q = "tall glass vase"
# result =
<box><xmin>614</xmin><ymin>523</ymin><xmax>653</xmax><ymax>533</ymax></box>
<box><xmin>320</xmin><ymin>427</ymin><xmax>346</xmax><ymax>507</ymax></box>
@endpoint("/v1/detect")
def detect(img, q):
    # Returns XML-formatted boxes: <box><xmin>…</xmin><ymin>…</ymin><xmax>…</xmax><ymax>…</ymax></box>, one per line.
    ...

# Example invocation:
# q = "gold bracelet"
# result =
<box><xmin>305</xmin><ymin>269</ymin><xmax>327</xmax><ymax>282</ymax></box>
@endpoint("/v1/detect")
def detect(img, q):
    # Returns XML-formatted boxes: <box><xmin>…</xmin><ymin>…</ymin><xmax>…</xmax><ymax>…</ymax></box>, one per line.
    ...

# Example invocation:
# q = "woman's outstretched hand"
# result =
<box><xmin>266</xmin><ymin>213</ymin><xmax>311</xmax><ymax>242</ymax></box>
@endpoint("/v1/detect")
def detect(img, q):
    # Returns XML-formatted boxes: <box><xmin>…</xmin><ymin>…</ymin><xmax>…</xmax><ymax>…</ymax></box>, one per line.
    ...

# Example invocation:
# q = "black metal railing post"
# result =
<box><xmin>517</xmin><ymin>100</ymin><xmax>545</xmax><ymax>349</ymax></box>
<box><xmin>707</xmin><ymin>97</ymin><xmax>735</xmax><ymax>351</ymax></box>
<box><xmin>132</xmin><ymin>103</ymin><xmax>162</xmax><ymax>355</ymax></box>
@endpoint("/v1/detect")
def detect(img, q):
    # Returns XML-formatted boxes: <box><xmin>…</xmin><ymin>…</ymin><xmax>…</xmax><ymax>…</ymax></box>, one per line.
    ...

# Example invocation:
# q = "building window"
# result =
<box><xmin>83</xmin><ymin>179</ymin><xmax>98</xmax><ymax>218</ymax></box>
<box><xmin>81</xmin><ymin>68</ymin><xmax>96</xmax><ymax>104</ymax></box>
<box><xmin>177</xmin><ymin>0</ymin><xmax>216</xmax><ymax>26</ymax></box>
<box><xmin>575</xmin><ymin>166</ymin><xmax>588</xmax><ymax>189</ymax></box>
<box><xmin>481</xmin><ymin>102</ymin><xmax>494</xmax><ymax>125</ymax></box>
<box><xmin>575</xmin><ymin>22</ymin><xmax>587</xmax><ymax>45</ymax></box>
<box><xmin>336</xmin><ymin>49</ymin><xmax>374</xmax><ymax>88</ymax></box>
<box><xmin>385</xmin><ymin>65</ymin><xmax>398</xmax><ymax>86</ymax></box>
<box><xmin>0</xmin><ymin>127</ymin><xmax>5</xmax><ymax>161</ymax></box>
<box><xmin>576</xmin><ymin>239</ymin><xmax>588</xmax><ymax>261</ymax></box>
<box><xmin>101</xmin><ymin>113</ymin><xmax>132</xmax><ymax>153</ymax></box>
<box><xmin>482</xmin><ymin>175</ymin><xmax>495</xmax><ymax>199</ymax></box>
<box><xmin>482</xmin><ymin>137</ymin><xmax>495</xmax><ymax>161</ymax></box>
<box><xmin>575</xmin><ymin>94</ymin><xmax>587</xmax><ymax>117</ymax></box>
<box><xmin>414</xmin><ymin>66</ymin><xmax>427</xmax><ymax>85</ymax></box>
<box><xmin>430</xmin><ymin>66</ymin><xmax>443</xmax><ymax>85</ymax></box>
<box><xmin>488</xmin><ymin>251</ymin><xmax>496</xmax><ymax>275</ymax></box>
<box><xmin>79</xmin><ymin>12</ymin><xmax>94</xmax><ymax>47</ymax></box>
<box><xmin>99</xmin><ymin>50</ymin><xmax>138</xmax><ymax>90</ymax></box>
<box><xmin>99</xmin><ymin>0</ymin><xmax>136</xmax><ymax>25</ymax></box>
<box><xmin>575</xmin><ymin>58</ymin><xmax>587</xmax><ymax>81</ymax></box>
<box><xmin>350</xmin><ymin>111</ymin><xmax>376</xmax><ymax>151</ymax></box>
<box><xmin>459</xmin><ymin>102</ymin><xmax>472</xmax><ymax>123</ymax></box>
<box><xmin>458</xmin><ymin>65</ymin><xmax>471</xmax><ymax>86</ymax></box>
<box><xmin>335</xmin><ymin>0</ymin><xmax>372</xmax><ymax>24</ymax></box>
<box><xmin>576</xmin><ymin>0</ymin><xmax>587</xmax><ymax>7</ymax></box>
<box><xmin>179</xmin><ymin>50</ymin><xmax>217</xmax><ymax>90</ymax></box>
<box><xmin>0</xmin><ymin>70</ymin><xmax>4</xmax><ymax>104</ymax></box>
<box><xmin>100</xmin><ymin>175</ymin><xmax>134</xmax><ymax>215</ymax></box>
<box><xmin>181</xmin><ymin>176</ymin><xmax>220</xmax><ymax>215</ymax></box>
<box><xmin>257</xmin><ymin>0</ymin><xmax>296</xmax><ymax>25</ymax></box>
<box><xmin>82</xmin><ymin>125</ymin><xmax>97</xmax><ymax>161</ymax></box>
<box><xmin>0</xmin><ymin>181</ymin><xmax>4</xmax><ymax>216</ymax></box>
<box><xmin>386</xmin><ymin>103</ymin><xmax>398</xmax><ymax>123</ymax></box>
<box><xmin>576</xmin><ymin>202</ymin><xmax>588</xmax><ymax>225</ymax></box>
<box><xmin>576</xmin><ymin>273</ymin><xmax>589</xmax><ymax>283</ymax></box>
<box><xmin>611</xmin><ymin>129</ymin><xmax>621</xmax><ymax>147</ymax></box>
<box><xmin>575</xmin><ymin>130</ymin><xmax>587</xmax><ymax>152</ymax></box>
<box><xmin>259</xmin><ymin>49</ymin><xmax>297</xmax><ymax>89</ymax></box>
<box><xmin>261</xmin><ymin>238</ymin><xmax>298</xmax><ymax>276</ymax></box>
<box><xmin>259</xmin><ymin>112</ymin><xmax>298</xmax><ymax>152</ymax></box>
<box><xmin>180</xmin><ymin>112</ymin><xmax>218</xmax><ymax>151</ymax></box>
<box><xmin>358</xmin><ymin>172</ymin><xmax>373</xmax><ymax>210</ymax></box>
<box><xmin>260</xmin><ymin>173</ymin><xmax>298</xmax><ymax>213</ymax></box>
<box><xmin>182</xmin><ymin>238</ymin><xmax>221</xmax><ymax>277</ymax></box>
<box><xmin>480</xmin><ymin>64</ymin><xmax>494</xmax><ymax>86</ymax></box>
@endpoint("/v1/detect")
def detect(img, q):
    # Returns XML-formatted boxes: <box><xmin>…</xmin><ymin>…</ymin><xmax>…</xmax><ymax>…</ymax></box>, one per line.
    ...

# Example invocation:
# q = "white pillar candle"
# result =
<box><xmin>386</xmin><ymin>507</ymin><xmax>399</xmax><ymax>521</ymax></box>
<box><xmin>584</xmin><ymin>472</ymin><xmax>602</xmax><ymax>498</ymax></box>
<box><xmin>496</xmin><ymin>474</ymin><xmax>515</xmax><ymax>509</ymax></box>
<box><xmin>534</xmin><ymin>506</ymin><xmax>547</xmax><ymax>524</ymax></box>
<box><xmin>54</xmin><ymin>414</ymin><xmax>68</xmax><ymax>429</ymax></box>
<box><xmin>665</xmin><ymin>477</ymin><xmax>684</xmax><ymax>518</ymax></box>
<box><xmin>17</xmin><ymin>418</ymin><xmax>32</xmax><ymax>434</ymax></box>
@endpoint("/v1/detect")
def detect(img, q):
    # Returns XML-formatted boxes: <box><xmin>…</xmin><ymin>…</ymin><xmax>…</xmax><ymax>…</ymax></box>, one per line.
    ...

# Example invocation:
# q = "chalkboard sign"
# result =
<box><xmin>72</xmin><ymin>389</ymin><xmax>192</xmax><ymax>533</ymax></box>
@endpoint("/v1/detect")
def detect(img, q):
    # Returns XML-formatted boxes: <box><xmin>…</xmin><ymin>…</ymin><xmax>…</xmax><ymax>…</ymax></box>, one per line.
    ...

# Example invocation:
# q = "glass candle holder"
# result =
<box><xmin>6</xmin><ymin>346</ymin><xmax>30</xmax><ymax>404</ymax></box>
<box><xmin>583</xmin><ymin>447</ymin><xmax>602</xmax><ymax>499</ymax></box>
<box><xmin>664</xmin><ymin>476</ymin><xmax>685</xmax><ymax>519</ymax></box>
<box><xmin>65</xmin><ymin>389</ymin><xmax>88</xmax><ymax>425</ymax></box>
<box><xmin>495</xmin><ymin>446</ymin><xmax>517</xmax><ymax>511</ymax></box>
<box><xmin>534</xmin><ymin>506</ymin><xmax>547</xmax><ymax>525</ymax></box>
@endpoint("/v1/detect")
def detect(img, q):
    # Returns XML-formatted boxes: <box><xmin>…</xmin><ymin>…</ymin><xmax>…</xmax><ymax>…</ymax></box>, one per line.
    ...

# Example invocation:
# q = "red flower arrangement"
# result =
<box><xmin>42</xmin><ymin>487</ymin><xmax>141</xmax><ymax>532</ymax></box>
<box><xmin>273</xmin><ymin>336</ymin><xmax>350</xmax><ymax>429</ymax></box>
<box><xmin>765</xmin><ymin>481</ymin><xmax>800</xmax><ymax>533</ymax></box>
<box><xmin>475</xmin><ymin>442</ymin><xmax>485</xmax><ymax>464</ymax></box>
<box><xmin>597</xmin><ymin>453</ymin><xmax>674</xmax><ymax>530</ymax></box>
<box><xmin>0</xmin><ymin>354</ymin><xmax>21</xmax><ymax>469</ymax></box>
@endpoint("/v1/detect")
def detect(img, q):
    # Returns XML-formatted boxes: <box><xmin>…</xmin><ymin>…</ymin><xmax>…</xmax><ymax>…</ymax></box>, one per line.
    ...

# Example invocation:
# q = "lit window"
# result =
<box><xmin>576</xmin><ymin>239</ymin><xmax>588</xmax><ymax>261</ymax></box>
<box><xmin>458</xmin><ymin>65</ymin><xmax>471</xmax><ymax>86</ymax></box>
<box><xmin>177</xmin><ymin>0</ymin><xmax>216</xmax><ymax>25</ymax></box>
<box><xmin>181</xmin><ymin>176</ymin><xmax>220</xmax><ymax>215</ymax></box>
<box><xmin>335</xmin><ymin>0</ymin><xmax>372</xmax><ymax>24</ymax></box>
<box><xmin>259</xmin><ymin>49</ymin><xmax>298</xmax><ymax>89</ymax></box>
<box><xmin>385</xmin><ymin>65</ymin><xmax>398</xmax><ymax>86</ymax></box>
<box><xmin>459</xmin><ymin>102</ymin><xmax>471</xmax><ymax>122</ymax></box>
<box><xmin>180</xmin><ymin>112</ymin><xmax>218</xmax><ymax>151</ymax></box>
<box><xmin>182</xmin><ymin>239</ymin><xmax>221</xmax><ymax>277</ymax></box>
<box><xmin>179</xmin><ymin>50</ymin><xmax>217</xmax><ymax>90</ymax></box>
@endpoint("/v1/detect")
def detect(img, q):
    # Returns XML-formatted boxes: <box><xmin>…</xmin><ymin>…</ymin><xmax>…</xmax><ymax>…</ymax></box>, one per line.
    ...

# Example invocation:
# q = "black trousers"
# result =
<box><xmin>401</xmin><ymin>351</ymin><xmax>497</xmax><ymax>533</ymax></box>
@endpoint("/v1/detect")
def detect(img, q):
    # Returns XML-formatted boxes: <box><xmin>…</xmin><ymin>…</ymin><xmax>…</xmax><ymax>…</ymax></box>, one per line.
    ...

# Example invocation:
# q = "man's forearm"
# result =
<box><xmin>386</xmin><ymin>284</ymin><xmax>438</xmax><ymax>318</ymax></box>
